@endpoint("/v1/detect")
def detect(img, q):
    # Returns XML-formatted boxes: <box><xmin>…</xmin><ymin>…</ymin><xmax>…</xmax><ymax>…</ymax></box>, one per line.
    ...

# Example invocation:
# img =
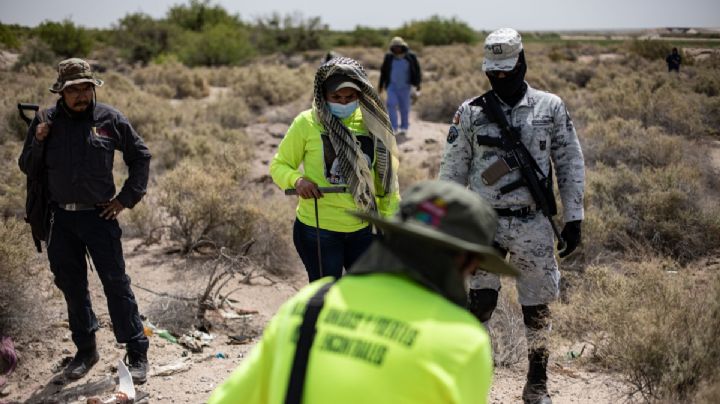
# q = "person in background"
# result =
<box><xmin>666</xmin><ymin>47</ymin><xmax>682</xmax><ymax>73</ymax></box>
<box><xmin>439</xmin><ymin>28</ymin><xmax>585</xmax><ymax>404</ymax></box>
<box><xmin>270</xmin><ymin>57</ymin><xmax>400</xmax><ymax>281</ymax></box>
<box><xmin>18</xmin><ymin>58</ymin><xmax>151</xmax><ymax>384</ymax></box>
<box><xmin>378</xmin><ymin>36</ymin><xmax>422</xmax><ymax>137</ymax></box>
<box><xmin>208</xmin><ymin>180</ymin><xmax>519</xmax><ymax>404</ymax></box>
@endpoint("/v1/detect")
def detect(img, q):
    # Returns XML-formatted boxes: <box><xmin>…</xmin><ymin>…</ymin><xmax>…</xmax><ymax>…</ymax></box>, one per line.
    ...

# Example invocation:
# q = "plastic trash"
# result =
<box><xmin>156</xmin><ymin>329</ymin><xmax>177</xmax><ymax>344</ymax></box>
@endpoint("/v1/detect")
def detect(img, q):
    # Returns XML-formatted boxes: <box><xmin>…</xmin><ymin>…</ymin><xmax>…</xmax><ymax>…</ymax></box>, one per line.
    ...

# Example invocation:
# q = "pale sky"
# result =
<box><xmin>1</xmin><ymin>0</ymin><xmax>719</xmax><ymax>31</ymax></box>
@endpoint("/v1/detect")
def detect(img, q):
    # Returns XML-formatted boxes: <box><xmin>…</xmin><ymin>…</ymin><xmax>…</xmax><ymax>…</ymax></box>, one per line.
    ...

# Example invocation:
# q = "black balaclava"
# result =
<box><xmin>487</xmin><ymin>50</ymin><xmax>528</xmax><ymax>107</ymax></box>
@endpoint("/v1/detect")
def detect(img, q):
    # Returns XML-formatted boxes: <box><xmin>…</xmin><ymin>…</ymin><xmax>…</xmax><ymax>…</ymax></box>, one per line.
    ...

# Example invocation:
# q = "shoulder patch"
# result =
<box><xmin>447</xmin><ymin>126</ymin><xmax>459</xmax><ymax>144</ymax></box>
<box><xmin>452</xmin><ymin>111</ymin><xmax>461</xmax><ymax>125</ymax></box>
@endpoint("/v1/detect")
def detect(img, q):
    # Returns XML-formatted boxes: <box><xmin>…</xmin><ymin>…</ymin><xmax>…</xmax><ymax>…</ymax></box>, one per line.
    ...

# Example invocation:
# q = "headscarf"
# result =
<box><xmin>312</xmin><ymin>57</ymin><xmax>399</xmax><ymax>212</ymax></box>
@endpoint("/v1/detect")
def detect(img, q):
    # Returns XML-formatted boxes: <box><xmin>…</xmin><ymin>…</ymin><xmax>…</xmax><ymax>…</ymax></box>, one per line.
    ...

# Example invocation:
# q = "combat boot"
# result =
<box><xmin>126</xmin><ymin>350</ymin><xmax>148</xmax><ymax>384</ymax></box>
<box><xmin>64</xmin><ymin>345</ymin><xmax>100</xmax><ymax>380</ymax></box>
<box><xmin>522</xmin><ymin>347</ymin><xmax>552</xmax><ymax>404</ymax></box>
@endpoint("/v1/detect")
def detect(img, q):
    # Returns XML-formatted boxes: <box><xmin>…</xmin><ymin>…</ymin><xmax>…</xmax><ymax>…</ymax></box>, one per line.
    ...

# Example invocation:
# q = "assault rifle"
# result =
<box><xmin>476</xmin><ymin>91</ymin><xmax>566</xmax><ymax>251</ymax></box>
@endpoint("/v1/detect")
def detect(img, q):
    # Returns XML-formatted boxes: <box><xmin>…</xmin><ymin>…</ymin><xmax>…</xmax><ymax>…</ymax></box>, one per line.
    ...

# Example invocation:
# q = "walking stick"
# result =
<box><xmin>285</xmin><ymin>186</ymin><xmax>347</xmax><ymax>278</ymax></box>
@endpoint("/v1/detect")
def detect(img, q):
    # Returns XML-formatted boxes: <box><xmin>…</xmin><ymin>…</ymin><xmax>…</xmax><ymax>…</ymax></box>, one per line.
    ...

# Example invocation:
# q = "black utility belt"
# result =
<box><xmin>495</xmin><ymin>206</ymin><xmax>535</xmax><ymax>217</ymax></box>
<box><xmin>54</xmin><ymin>202</ymin><xmax>97</xmax><ymax>211</ymax></box>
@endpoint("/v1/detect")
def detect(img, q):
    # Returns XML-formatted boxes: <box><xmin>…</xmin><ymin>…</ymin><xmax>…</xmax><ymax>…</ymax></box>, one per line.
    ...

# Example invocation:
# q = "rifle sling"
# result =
<box><xmin>479</xmin><ymin>92</ymin><xmax>547</xmax><ymax>179</ymax></box>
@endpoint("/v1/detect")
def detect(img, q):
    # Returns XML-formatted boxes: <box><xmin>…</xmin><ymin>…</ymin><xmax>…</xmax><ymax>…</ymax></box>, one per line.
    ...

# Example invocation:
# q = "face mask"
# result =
<box><xmin>327</xmin><ymin>100</ymin><xmax>359</xmax><ymax>119</ymax></box>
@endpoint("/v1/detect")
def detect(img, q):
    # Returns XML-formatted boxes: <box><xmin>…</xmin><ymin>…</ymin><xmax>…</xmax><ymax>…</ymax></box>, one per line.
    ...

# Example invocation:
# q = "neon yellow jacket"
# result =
<box><xmin>270</xmin><ymin>108</ymin><xmax>400</xmax><ymax>232</ymax></box>
<box><xmin>208</xmin><ymin>274</ymin><xmax>494</xmax><ymax>404</ymax></box>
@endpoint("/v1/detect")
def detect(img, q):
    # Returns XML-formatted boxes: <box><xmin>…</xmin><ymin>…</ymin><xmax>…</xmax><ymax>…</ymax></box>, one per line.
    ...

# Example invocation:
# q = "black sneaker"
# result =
<box><xmin>125</xmin><ymin>351</ymin><xmax>148</xmax><ymax>385</ymax></box>
<box><xmin>64</xmin><ymin>349</ymin><xmax>100</xmax><ymax>380</ymax></box>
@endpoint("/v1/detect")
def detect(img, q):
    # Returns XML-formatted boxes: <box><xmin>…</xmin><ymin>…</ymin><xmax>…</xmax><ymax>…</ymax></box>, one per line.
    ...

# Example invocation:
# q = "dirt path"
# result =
<box><xmin>3</xmin><ymin>111</ymin><xmax>629</xmax><ymax>403</ymax></box>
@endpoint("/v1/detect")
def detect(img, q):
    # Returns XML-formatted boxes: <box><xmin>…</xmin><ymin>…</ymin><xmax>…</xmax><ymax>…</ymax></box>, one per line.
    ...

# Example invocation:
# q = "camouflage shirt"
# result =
<box><xmin>438</xmin><ymin>84</ymin><xmax>585</xmax><ymax>223</ymax></box>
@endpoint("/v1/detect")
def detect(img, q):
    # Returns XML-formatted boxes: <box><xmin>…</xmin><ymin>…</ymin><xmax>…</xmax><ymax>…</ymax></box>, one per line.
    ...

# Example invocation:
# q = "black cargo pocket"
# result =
<box><xmin>87</xmin><ymin>135</ymin><xmax>115</xmax><ymax>172</ymax></box>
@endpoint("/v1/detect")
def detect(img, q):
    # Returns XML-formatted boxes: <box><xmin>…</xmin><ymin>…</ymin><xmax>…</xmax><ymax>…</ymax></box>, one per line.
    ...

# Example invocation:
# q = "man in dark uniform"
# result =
<box><xmin>18</xmin><ymin>58</ymin><xmax>151</xmax><ymax>384</ymax></box>
<box><xmin>666</xmin><ymin>47</ymin><xmax>682</xmax><ymax>72</ymax></box>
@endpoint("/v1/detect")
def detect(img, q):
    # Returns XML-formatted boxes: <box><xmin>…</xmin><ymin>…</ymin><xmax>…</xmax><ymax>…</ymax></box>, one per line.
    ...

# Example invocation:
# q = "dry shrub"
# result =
<box><xmin>0</xmin><ymin>64</ymin><xmax>56</xmax><ymax>144</ymax></box>
<box><xmin>585</xmin><ymin>65</ymin><xmax>715</xmax><ymax>137</ymax></box>
<box><xmin>100</xmin><ymin>71</ymin><xmax>181</xmax><ymax>141</ymax></box>
<box><xmin>157</xmin><ymin>161</ymin><xmax>245</xmax><ymax>253</ymax></box>
<box><xmin>119</xmin><ymin>195</ymin><xmax>163</xmax><ymax>240</ymax></box>
<box><xmin>583</xmin><ymin>118</ymin><xmax>684</xmax><ymax>168</ymax></box>
<box><xmin>553</xmin><ymin>259</ymin><xmax>720</xmax><ymax>402</ymax></box>
<box><xmin>397</xmin><ymin>152</ymin><xmax>440</xmax><ymax>192</ymax></box>
<box><xmin>0</xmin><ymin>217</ymin><xmax>42</xmax><ymax>334</ymax></box>
<box><xmin>231</xmin><ymin>64</ymin><xmax>313</xmax><ymax>111</ymax></box>
<box><xmin>555</xmin><ymin>65</ymin><xmax>594</xmax><ymax>88</ymax></box>
<box><xmin>0</xmin><ymin>142</ymin><xmax>26</xmax><ymax>218</ymax></box>
<box><xmin>332</xmin><ymin>46</ymin><xmax>386</xmax><ymax>70</ymax></box>
<box><xmin>487</xmin><ymin>281</ymin><xmax>526</xmax><ymax>367</ymax></box>
<box><xmin>131</xmin><ymin>61</ymin><xmax>210</xmax><ymax>99</ymax></box>
<box><xmin>692</xmin><ymin>68</ymin><xmax>720</xmax><ymax>97</ymax></box>
<box><xmin>415</xmin><ymin>75</ymin><xmax>488</xmax><ymax>122</ymax></box>
<box><xmin>583</xmin><ymin>163</ymin><xmax>720</xmax><ymax>263</ymax></box>
<box><xmin>205</xmin><ymin>96</ymin><xmax>253</xmax><ymax>129</ymax></box>
<box><xmin>156</xmin><ymin>158</ymin><xmax>291</xmax><ymax>271</ymax></box>
<box><xmin>151</xmin><ymin>124</ymin><xmax>250</xmax><ymax>171</ymax></box>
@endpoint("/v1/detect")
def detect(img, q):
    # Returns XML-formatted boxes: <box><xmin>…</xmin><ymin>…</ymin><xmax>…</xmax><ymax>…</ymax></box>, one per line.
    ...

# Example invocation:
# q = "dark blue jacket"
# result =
<box><xmin>19</xmin><ymin>100</ymin><xmax>151</xmax><ymax>209</ymax></box>
<box><xmin>379</xmin><ymin>51</ymin><xmax>422</xmax><ymax>91</ymax></box>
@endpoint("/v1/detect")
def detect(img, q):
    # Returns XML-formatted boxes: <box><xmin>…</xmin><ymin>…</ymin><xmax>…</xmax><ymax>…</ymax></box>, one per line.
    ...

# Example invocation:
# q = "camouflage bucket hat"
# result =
<box><xmin>351</xmin><ymin>180</ymin><xmax>519</xmax><ymax>276</ymax></box>
<box><xmin>482</xmin><ymin>28</ymin><xmax>523</xmax><ymax>72</ymax></box>
<box><xmin>49</xmin><ymin>58</ymin><xmax>104</xmax><ymax>93</ymax></box>
<box><xmin>389</xmin><ymin>36</ymin><xmax>408</xmax><ymax>49</ymax></box>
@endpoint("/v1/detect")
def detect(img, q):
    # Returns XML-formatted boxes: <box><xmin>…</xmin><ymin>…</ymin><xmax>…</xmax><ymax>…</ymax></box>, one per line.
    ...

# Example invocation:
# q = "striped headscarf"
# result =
<box><xmin>312</xmin><ymin>57</ymin><xmax>399</xmax><ymax>213</ymax></box>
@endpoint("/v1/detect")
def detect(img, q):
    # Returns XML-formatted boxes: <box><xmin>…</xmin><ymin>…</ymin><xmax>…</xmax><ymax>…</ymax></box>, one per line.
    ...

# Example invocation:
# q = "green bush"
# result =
<box><xmin>176</xmin><ymin>23</ymin><xmax>255</xmax><ymax>66</ymax></box>
<box><xmin>112</xmin><ymin>13</ymin><xmax>178</xmax><ymax>65</ymax></box>
<box><xmin>0</xmin><ymin>23</ymin><xmax>21</xmax><ymax>49</ymax></box>
<box><xmin>342</xmin><ymin>26</ymin><xmax>390</xmax><ymax>48</ymax></box>
<box><xmin>251</xmin><ymin>13</ymin><xmax>329</xmax><ymax>54</ymax></box>
<box><xmin>166</xmin><ymin>0</ymin><xmax>241</xmax><ymax>32</ymax></box>
<box><xmin>395</xmin><ymin>16</ymin><xmax>477</xmax><ymax>46</ymax></box>
<box><xmin>36</xmin><ymin>19</ymin><xmax>92</xmax><ymax>58</ymax></box>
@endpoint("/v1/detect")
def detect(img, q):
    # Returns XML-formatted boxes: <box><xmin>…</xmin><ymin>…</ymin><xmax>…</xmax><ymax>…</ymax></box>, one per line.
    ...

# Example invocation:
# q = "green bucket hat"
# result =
<box><xmin>49</xmin><ymin>58</ymin><xmax>104</xmax><ymax>93</ymax></box>
<box><xmin>351</xmin><ymin>180</ymin><xmax>518</xmax><ymax>276</ymax></box>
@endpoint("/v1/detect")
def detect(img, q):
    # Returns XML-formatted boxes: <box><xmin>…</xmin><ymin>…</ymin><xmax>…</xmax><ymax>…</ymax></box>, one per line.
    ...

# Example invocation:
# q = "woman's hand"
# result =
<box><xmin>295</xmin><ymin>178</ymin><xmax>323</xmax><ymax>199</ymax></box>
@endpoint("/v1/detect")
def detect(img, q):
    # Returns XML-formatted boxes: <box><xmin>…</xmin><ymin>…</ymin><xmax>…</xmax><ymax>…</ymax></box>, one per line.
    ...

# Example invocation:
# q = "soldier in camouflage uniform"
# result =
<box><xmin>438</xmin><ymin>28</ymin><xmax>584</xmax><ymax>404</ymax></box>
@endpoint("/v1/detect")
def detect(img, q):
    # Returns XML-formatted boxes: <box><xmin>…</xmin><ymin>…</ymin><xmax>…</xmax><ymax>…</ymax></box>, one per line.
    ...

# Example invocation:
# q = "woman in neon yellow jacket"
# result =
<box><xmin>271</xmin><ymin>57</ymin><xmax>400</xmax><ymax>281</ymax></box>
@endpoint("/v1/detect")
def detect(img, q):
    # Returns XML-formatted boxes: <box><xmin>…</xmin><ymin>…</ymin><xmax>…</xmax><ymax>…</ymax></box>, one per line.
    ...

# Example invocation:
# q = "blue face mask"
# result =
<box><xmin>327</xmin><ymin>100</ymin><xmax>359</xmax><ymax>119</ymax></box>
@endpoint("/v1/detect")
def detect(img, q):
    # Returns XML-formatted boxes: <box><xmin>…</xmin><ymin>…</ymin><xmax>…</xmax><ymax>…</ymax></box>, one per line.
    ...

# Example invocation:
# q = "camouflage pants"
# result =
<box><xmin>468</xmin><ymin>212</ymin><xmax>559</xmax><ymax>306</ymax></box>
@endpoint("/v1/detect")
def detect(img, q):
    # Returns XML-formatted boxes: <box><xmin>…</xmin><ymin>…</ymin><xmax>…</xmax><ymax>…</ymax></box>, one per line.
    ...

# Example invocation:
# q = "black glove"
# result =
<box><xmin>558</xmin><ymin>220</ymin><xmax>582</xmax><ymax>258</ymax></box>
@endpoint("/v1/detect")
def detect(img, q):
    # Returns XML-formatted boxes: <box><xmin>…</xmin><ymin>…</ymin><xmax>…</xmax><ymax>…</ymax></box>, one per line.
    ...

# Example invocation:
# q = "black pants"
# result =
<box><xmin>293</xmin><ymin>219</ymin><xmax>373</xmax><ymax>281</ymax></box>
<box><xmin>47</xmin><ymin>207</ymin><xmax>148</xmax><ymax>354</ymax></box>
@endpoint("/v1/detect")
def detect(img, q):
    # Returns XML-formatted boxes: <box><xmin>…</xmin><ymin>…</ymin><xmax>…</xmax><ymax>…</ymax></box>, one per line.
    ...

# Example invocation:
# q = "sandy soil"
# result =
<box><xmin>1</xmin><ymin>102</ymin><xmax>631</xmax><ymax>404</ymax></box>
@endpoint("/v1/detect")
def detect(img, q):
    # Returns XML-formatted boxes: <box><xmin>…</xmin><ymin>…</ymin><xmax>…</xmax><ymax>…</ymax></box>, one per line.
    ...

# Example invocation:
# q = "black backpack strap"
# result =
<box><xmin>284</xmin><ymin>280</ymin><xmax>335</xmax><ymax>404</ymax></box>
